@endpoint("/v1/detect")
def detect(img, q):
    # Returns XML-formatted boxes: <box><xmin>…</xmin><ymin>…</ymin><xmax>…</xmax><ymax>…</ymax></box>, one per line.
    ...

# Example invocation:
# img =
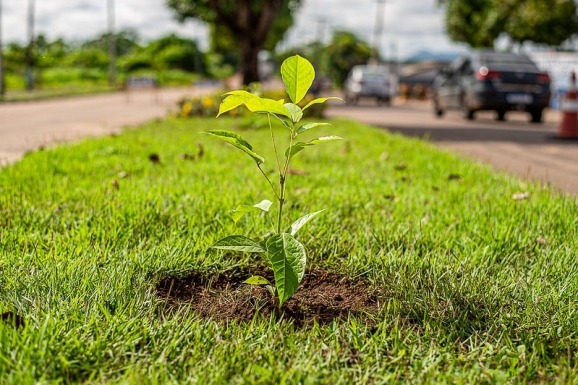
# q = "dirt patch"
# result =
<box><xmin>156</xmin><ymin>268</ymin><xmax>381</xmax><ymax>326</ymax></box>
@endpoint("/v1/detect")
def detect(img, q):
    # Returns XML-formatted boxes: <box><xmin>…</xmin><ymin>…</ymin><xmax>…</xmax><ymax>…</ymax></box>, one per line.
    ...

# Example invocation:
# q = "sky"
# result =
<box><xmin>0</xmin><ymin>0</ymin><xmax>466</xmax><ymax>60</ymax></box>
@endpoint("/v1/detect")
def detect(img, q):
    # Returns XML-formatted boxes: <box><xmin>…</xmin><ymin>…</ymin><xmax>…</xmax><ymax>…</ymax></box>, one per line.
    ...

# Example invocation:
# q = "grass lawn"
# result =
<box><xmin>0</xmin><ymin>116</ymin><xmax>577</xmax><ymax>384</ymax></box>
<box><xmin>1</xmin><ymin>85</ymin><xmax>118</xmax><ymax>103</ymax></box>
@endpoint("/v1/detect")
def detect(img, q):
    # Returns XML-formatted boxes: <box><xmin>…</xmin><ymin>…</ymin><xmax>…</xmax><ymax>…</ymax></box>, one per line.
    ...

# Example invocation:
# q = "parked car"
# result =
<box><xmin>344</xmin><ymin>65</ymin><xmax>395</xmax><ymax>106</ymax></box>
<box><xmin>432</xmin><ymin>50</ymin><xmax>551</xmax><ymax>123</ymax></box>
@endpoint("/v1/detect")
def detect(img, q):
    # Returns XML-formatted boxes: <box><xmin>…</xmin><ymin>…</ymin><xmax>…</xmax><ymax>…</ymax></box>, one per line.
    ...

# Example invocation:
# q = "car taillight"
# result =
<box><xmin>476</xmin><ymin>66</ymin><xmax>501</xmax><ymax>80</ymax></box>
<box><xmin>536</xmin><ymin>73</ymin><xmax>550</xmax><ymax>84</ymax></box>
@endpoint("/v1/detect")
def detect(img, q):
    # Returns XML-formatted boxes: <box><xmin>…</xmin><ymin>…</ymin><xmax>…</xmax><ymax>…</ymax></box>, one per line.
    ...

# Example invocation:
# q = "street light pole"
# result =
<box><xmin>107</xmin><ymin>0</ymin><xmax>116</xmax><ymax>87</ymax></box>
<box><xmin>372</xmin><ymin>0</ymin><xmax>386</xmax><ymax>63</ymax></box>
<box><xmin>315</xmin><ymin>16</ymin><xmax>327</xmax><ymax>71</ymax></box>
<box><xmin>0</xmin><ymin>0</ymin><xmax>5</xmax><ymax>101</ymax></box>
<box><xmin>25</xmin><ymin>0</ymin><xmax>35</xmax><ymax>91</ymax></box>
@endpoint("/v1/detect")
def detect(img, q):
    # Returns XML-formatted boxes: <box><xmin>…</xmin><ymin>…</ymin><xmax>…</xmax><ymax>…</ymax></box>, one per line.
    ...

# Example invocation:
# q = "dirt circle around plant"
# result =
<box><xmin>156</xmin><ymin>268</ymin><xmax>382</xmax><ymax>326</ymax></box>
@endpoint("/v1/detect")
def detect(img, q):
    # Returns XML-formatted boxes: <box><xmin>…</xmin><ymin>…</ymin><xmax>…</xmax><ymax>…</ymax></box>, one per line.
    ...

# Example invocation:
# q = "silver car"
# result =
<box><xmin>344</xmin><ymin>65</ymin><xmax>394</xmax><ymax>105</ymax></box>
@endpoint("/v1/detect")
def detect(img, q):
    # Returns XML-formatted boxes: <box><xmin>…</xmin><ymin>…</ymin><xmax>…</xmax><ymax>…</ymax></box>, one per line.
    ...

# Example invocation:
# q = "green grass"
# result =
<box><xmin>0</xmin><ymin>117</ymin><xmax>577</xmax><ymax>384</ymax></box>
<box><xmin>2</xmin><ymin>85</ymin><xmax>117</xmax><ymax>103</ymax></box>
<box><xmin>1</xmin><ymin>67</ymin><xmax>199</xmax><ymax>102</ymax></box>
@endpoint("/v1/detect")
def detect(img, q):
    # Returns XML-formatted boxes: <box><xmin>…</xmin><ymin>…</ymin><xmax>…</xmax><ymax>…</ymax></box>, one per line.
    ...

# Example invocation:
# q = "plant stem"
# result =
<box><xmin>268</xmin><ymin>114</ymin><xmax>282</xmax><ymax>175</ymax></box>
<box><xmin>257</xmin><ymin>164</ymin><xmax>280</xmax><ymax>200</ymax></box>
<box><xmin>277</xmin><ymin>175</ymin><xmax>285</xmax><ymax>234</ymax></box>
<box><xmin>276</xmin><ymin>122</ymin><xmax>295</xmax><ymax>234</ymax></box>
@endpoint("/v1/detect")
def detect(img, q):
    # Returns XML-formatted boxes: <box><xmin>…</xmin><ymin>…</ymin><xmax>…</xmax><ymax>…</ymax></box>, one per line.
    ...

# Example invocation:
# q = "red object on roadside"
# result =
<box><xmin>558</xmin><ymin>71</ymin><xmax>578</xmax><ymax>138</ymax></box>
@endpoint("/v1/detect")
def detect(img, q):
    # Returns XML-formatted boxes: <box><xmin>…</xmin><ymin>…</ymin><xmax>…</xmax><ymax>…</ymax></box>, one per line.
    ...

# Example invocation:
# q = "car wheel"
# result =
<box><xmin>434</xmin><ymin>101</ymin><xmax>445</xmax><ymax>117</ymax></box>
<box><xmin>461</xmin><ymin>99</ymin><xmax>475</xmax><ymax>120</ymax></box>
<box><xmin>496</xmin><ymin>110</ymin><xmax>506</xmax><ymax>121</ymax></box>
<box><xmin>530</xmin><ymin>109</ymin><xmax>543</xmax><ymax>123</ymax></box>
<box><xmin>378</xmin><ymin>97</ymin><xmax>391</xmax><ymax>107</ymax></box>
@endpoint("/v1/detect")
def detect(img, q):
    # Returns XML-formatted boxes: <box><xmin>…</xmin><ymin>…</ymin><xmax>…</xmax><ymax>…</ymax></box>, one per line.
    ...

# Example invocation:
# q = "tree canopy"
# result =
<box><xmin>326</xmin><ymin>31</ymin><xmax>373</xmax><ymax>85</ymax></box>
<box><xmin>166</xmin><ymin>0</ymin><xmax>302</xmax><ymax>85</ymax></box>
<box><xmin>439</xmin><ymin>0</ymin><xmax>578</xmax><ymax>48</ymax></box>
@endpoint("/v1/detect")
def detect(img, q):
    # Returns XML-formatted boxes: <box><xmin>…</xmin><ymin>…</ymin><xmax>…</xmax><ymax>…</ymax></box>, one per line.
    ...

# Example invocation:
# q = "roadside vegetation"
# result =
<box><xmin>1</xmin><ymin>32</ymin><xmax>206</xmax><ymax>101</ymax></box>
<box><xmin>1</xmin><ymin>23</ymin><xmax>380</xmax><ymax>103</ymax></box>
<box><xmin>0</xmin><ymin>112</ymin><xmax>576</xmax><ymax>383</ymax></box>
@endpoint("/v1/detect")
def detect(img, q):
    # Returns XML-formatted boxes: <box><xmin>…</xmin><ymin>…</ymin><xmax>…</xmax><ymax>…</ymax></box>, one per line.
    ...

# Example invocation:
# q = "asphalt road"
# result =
<box><xmin>0</xmin><ymin>87</ymin><xmax>209</xmax><ymax>165</ymax></box>
<box><xmin>327</xmin><ymin>99</ymin><xmax>578</xmax><ymax>195</ymax></box>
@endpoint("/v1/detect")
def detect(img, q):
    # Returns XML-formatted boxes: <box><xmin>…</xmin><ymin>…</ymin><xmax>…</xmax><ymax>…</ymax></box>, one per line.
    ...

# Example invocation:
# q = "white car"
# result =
<box><xmin>344</xmin><ymin>65</ymin><xmax>395</xmax><ymax>105</ymax></box>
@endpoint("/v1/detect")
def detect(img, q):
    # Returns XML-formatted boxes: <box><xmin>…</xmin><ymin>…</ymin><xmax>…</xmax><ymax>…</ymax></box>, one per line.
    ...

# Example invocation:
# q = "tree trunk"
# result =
<box><xmin>240</xmin><ymin>36</ymin><xmax>261</xmax><ymax>85</ymax></box>
<box><xmin>208</xmin><ymin>0</ymin><xmax>283</xmax><ymax>86</ymax></box>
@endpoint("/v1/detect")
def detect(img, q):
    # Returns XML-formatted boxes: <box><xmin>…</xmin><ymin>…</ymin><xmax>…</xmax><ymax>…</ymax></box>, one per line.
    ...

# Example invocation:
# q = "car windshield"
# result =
<box><xmin>361</xmin><ymin>73</ymin><xmax>386</xmax><ymax>82</ymax></box>
<box><xmin>481</xmin><ymin>53</ymin><xmax>534</xmax><ymax>66</ymax></box>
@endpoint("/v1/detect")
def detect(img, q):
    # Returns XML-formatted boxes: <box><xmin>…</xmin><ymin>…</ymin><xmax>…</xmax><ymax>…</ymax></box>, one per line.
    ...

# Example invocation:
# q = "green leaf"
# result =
<box><xmin>244</xmin><ymin>97</ymin><xmax>292</xmax><ymax>119</ymax></box>
<box><xmin>266</xmin><ymin>233</ymin><xmax>307</xmax><ymax>307</ymax></box>
<box><xmin>253</xmin><ymin>199</ymin><xmax>273</xmax><ymax>212</ymax></box>
<box><xmin>217</xmin><ymin>90</ymin><xmax>258</xmax><ymax>117</ymax></box>
<box><xmin>281</xmin><ymin>55</ymin><xmax>315</xmax><ymax>104</ymax></box>
<box><xmin>284</xmin><ymin>103</ymin><xmax>303</xmax><ymax>123</ymax></box>
<box><xmin>290</xmin><ymin>210</ymin><xmax>325</xmax><ymax>236</ymax></box>
<box><xmin>210</xmin><ymin>235</ymin><xmax>265</xmax><ymax>253</ymax></box>
<box><xmin>285</xmin><ymin>135</ymin><xmax>344</xmax><ymax>159</ymax></box>
<box><xmin>296</xmin><ymin>122</ymin><xmax>331</xmax><ymax>135</ymax></box>
<box><xmin>204</xmin><ymin>130</ymin><xmax>265</xmax><ymax>165</ymax></box>
<box><xmin>279</xmin><ymin>118</ymin><xmax>292</xmax><ymax>130</ymax></box>
<box><xmin>302</xmin><ymin>97</ymin><xmax>344</xmax><ymax>111</ymax></box>
<box><xmin>244</xmin><ymin>276</ymin><xmax>271</xmax><ymax>286</ymax></box>
<box><xmin>231</xmin><ymin>206</ymin><xmax>254</xmax><ymax>223</ymax></box>
<box><xmin>230</xmin><ymin>199</ymin><xmax>273</xmax><ymax>223</ymax></box>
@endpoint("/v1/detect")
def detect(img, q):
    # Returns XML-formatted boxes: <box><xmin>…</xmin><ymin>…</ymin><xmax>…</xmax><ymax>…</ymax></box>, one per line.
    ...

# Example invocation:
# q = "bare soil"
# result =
<box><xmin>156</xmin><ymin>268</ymin><xmax>381</xmax><ymax>326</ymax></box>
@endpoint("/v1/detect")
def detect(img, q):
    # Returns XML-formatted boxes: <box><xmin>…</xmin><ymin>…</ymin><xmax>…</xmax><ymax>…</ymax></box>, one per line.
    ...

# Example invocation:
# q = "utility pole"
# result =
<box><xmin>107</xmin><ymin>0</ymin><xmax>116</xmax><ymax>87</ymax></box>
<box><xmin>0</xmin><ymin>0</ymin><xmax>5</xmax><ymax>101</ymax></box>
<box><xmin>315</xmin><ymin>16</ymin><xmax>327</xmax><ymax>71</ymax></box>
<box><xmin>372</xmin><ymin>0</ymin><xmax>386</xmax><ymax>64</ymax></box>
<box><xmin>25</xmin><ymin>0</ymin><xmax>35</xmax><ymax>91</ymax></box>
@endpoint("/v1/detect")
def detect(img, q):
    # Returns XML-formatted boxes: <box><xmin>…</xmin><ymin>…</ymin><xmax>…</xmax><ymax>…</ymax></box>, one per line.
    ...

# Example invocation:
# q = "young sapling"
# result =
<box><xmin>205</xmin><ymin>55</ymin><xmax>343</xmax><ymax>307</ymax></box>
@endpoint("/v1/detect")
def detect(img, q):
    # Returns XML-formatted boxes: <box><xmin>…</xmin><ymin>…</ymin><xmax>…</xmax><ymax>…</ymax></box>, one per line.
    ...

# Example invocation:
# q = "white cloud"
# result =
<box><xmin>287</xmin><ymin>0</ymin><xmax>464</xmax><ymax>59</ymax></box>
<box><xmin>1</xmin><ymin>0</ymin><xmax>464</xmax><ymax>59</ymax></box>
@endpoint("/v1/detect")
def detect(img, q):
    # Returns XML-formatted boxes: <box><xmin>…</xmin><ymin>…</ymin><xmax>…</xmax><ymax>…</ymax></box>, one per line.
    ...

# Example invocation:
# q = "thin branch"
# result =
<box><xmin>268</xmin><ymin>114</ymin><xmax>282</xmax><ymax>174</ymax></box>
<box><xmin>258</xmin><ymin>164</ymin><xmax>280</xmax><ymax>200</ymax></box>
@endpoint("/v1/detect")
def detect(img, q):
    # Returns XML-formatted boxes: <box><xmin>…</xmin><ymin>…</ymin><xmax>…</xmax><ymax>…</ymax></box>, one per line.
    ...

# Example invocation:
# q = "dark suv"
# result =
<box><xmin>432</xmin><ymin>50</ymin><xmax>551</xmax><ymax>123</ymax></box>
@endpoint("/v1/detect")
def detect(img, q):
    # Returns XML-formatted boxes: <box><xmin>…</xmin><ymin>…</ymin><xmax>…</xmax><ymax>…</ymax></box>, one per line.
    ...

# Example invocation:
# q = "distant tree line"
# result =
<box><xmin>438</xmin><ymin>0</ymin><xmax>578</xmax><ymax>48</ymax></box>
<box><xmin>1</xmin><ymin>25</ymin><xmax>379</xmax><ymax>91</ymax></box>
<box><xmin>1</xmin><ymin>30</ymin><xmax>215</xmax><ymax>89</ymax></box>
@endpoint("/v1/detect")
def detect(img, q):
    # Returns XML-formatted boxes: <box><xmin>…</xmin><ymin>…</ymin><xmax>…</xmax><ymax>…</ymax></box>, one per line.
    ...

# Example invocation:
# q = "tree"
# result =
<box><xmin>83</xmin><ymin>29</ymin><xmax>140</xmax><ymax>57</ymax></box>
<box><xmin>119</xmin><ymin>34</ymin><xmax>204</xmax><ymax>73</ymax></box>
<box><xmin>439</xmin><ymin>0</ymin><xmax>506</xmax><ymax>47</ymax></box>
<box><xmin>439</xmin><ymin>0</ymin><xmax>578</xmax><ymax>48</ymax></box>
<box><xmin>505</xmin><ymin>0</ymin><xmax>578</xmax><ymax>46</ymax></box>
<box><xmin>166</xmin><ymin>0</ymin><xmax>302</xmax><ymax>85</ymax></box>
<box><xmin>325</xmin><ymin>31</ymin><xmax>372</xmax><ymax>86</ymax></box>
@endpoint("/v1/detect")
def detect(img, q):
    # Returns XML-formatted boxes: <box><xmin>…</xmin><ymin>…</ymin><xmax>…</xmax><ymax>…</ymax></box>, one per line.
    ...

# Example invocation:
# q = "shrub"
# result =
<box><xmin>178</xmin><ymin>88</ymin><xmax>328</xmax><ymax>119</ymax></box>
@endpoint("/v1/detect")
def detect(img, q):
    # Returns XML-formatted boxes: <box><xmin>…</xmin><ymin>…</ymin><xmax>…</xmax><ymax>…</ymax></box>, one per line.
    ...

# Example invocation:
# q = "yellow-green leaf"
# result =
<box><xmin>244</xmin><ymin>276</ymin><xmax>271</xmax><ymax>285</ymax></box>
<box><xmin>302</xmin><ymin>97</ymin><xmax>344</xmax><ymax>111</ymax></box>
<box><xmin>217</xmin><ymin>90</ymin><xmax>258</xmax><ymax>117</ymax></box>
<box><xmin>285</xmin><ymin>135</ymin><xmax>344</xmax><ymax>159</ymax></box>
<box><xmin>244</xmin><ymin>97</ymin><xmax>292</xmax><ymax>119</ymax></box>
<box><xmin>281</xmin><ymin>55</ymin><xmax>315</xmax><ymax>104</ymax></box>
<box><xmin>204</xmin><ymin>130</ymin><xmax>265</xmax><ymax>165</ymax></box>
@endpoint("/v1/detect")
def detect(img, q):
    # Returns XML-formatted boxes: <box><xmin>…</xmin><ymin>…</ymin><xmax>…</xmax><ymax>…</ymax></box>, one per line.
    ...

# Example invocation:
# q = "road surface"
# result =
<box><xmin>0</xmin><ymin>87</ymin><xmax>209</xmax><ymax>165</ymax></box>
<box><xmin>327</xmin><ymin>99</ymin><xmax>578</xmax><ymax>195</ymax></box>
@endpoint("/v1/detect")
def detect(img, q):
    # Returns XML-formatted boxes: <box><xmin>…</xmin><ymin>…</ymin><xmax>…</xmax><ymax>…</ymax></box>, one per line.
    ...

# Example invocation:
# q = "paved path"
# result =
<box><xmin>0</xmin><ymin>87</ymin><xmax>211</xmax><ymax>165</ymax></box>
<box><xmin>328</xmin><ymin>100</ymin><xmax>578</xmax><ymax>195</ymax></box>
